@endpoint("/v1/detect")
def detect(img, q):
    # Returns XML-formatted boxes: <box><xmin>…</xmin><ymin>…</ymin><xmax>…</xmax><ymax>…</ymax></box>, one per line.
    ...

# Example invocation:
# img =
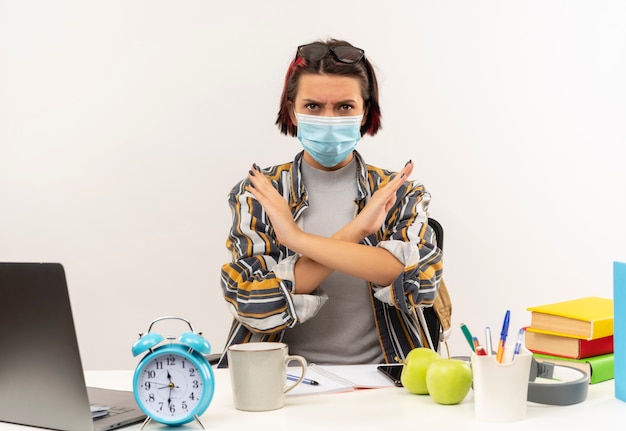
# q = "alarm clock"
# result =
<box><xmin>131</xmin><ymin>316</ymin><xmax>215</xmax><ymax>428</ymax></box>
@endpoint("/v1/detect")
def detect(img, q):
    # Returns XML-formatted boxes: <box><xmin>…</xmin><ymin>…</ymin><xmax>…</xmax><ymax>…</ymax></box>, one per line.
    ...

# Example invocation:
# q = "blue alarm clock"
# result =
<box><xmin>131</xmin><ymin>316</ymin><xmax>215</xmax><ymax>428</ymax></box>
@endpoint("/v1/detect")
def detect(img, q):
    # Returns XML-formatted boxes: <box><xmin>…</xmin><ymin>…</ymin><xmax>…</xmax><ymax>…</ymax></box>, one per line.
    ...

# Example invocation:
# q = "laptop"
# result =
<box><xmin>0</xmin><ymin>262</ymin><xmax>146</xmax><ymax>431</ymax></box>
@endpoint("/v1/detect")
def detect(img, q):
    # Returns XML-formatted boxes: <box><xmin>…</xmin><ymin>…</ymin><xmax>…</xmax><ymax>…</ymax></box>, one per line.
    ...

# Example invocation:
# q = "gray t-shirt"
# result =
<box><xmin>281</xmin><ymin>157</ymin><xmax>384</xmax><ymax>365</ymax></box>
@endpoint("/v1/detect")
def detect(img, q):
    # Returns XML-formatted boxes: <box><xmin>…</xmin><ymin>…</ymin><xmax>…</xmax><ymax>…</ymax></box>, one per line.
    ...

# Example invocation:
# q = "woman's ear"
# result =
<box><xmin>361</xmin><ymin>106</ymin><xmax>368</xmax><ymax>125</ymax></box>
<box><xmin>288</xmin><ymin>101</ymin><xmax>297</xmax><ymax>126</ymax></box>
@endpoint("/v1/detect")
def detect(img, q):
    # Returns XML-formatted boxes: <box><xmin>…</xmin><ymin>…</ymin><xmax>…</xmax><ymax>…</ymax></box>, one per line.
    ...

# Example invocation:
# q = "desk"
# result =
<box><xmin>1</xmin><ymin>369</ymin><xmax>625</xmax><ymax>430</ymax></box>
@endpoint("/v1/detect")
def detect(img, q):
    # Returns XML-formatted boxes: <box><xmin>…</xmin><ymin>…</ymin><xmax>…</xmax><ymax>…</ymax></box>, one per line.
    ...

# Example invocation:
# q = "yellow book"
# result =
<box><xmin>527</xmin><ymin>297</ymin><xmax>613</xmax><ymax>340</ymax></box>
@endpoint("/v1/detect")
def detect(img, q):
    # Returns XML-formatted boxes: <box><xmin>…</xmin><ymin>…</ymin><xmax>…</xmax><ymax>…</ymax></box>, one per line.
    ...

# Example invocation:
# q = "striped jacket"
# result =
<box><xmin>218</xmin><ymin>151</ymin><xmax>443</xmax><ymax>367</ymax></box>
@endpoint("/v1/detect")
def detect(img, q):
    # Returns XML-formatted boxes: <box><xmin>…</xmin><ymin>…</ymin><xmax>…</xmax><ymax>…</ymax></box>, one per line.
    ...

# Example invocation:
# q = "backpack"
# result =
<box><xmin>420</xmin><ymin>218</ymin><xmax>452</xmax><ymax>353</ymax></box>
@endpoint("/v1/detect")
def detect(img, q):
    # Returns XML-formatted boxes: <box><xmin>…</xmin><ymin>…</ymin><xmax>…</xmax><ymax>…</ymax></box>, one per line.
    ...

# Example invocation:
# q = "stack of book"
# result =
<box><xmin>525</xmin><ymin>296</ymin><xmax>614</xmax><ymax>384</ymax></box>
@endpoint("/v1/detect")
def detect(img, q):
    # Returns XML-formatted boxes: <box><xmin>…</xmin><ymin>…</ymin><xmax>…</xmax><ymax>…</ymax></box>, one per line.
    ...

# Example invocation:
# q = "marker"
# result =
<box><xmin>485</xmin><ymin>326</ymin><xmax>493</xmax><ymax>356</ymax></box>
<box><xmin>460</xmin><ymin>323</ymin><xmax>475</xmax><ymax>352</ymax></box>
<box><xmin>495</xmin><ymin>310</ymin><xmax>511</xmax><ymax>363</ymax></box>
<box><xmin>287</xmin><ymin>374</ymin><xmax>319</xmax><ymax>386</ymax></box>
<box><xmin>512</xmin><ymin>328</ymin><xmax>525</xmax><ymax>359</ymax></box>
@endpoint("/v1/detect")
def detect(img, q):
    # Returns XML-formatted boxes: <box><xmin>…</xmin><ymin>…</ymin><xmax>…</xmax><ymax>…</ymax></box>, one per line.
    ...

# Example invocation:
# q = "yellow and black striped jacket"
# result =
<box><xmin>218</xmin><ymin>151</ymin><xmax>443</xmax><ymax>367</ymax></box>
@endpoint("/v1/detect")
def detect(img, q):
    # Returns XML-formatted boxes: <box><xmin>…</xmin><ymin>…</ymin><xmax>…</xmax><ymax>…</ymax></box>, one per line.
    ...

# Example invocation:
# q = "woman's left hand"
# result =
<box><xmin>352</xmin><ymin>160</ymin><xmax>414</xmax><ymax>238</ymax></box>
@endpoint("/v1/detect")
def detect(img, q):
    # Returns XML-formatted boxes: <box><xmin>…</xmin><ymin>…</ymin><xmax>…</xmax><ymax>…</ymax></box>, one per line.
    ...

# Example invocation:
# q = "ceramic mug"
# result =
<box><xmin>227</xmin><ymin>342</ymin><xmax>307</xmax><ymax>411</ymax></box>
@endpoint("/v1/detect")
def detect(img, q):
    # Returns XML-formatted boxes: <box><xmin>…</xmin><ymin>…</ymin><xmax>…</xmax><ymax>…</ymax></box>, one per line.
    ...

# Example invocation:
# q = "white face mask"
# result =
<box><xmin>296</xmin><ymin>114</ymin><xmax>363</xmax><ymax>168</ymax></box>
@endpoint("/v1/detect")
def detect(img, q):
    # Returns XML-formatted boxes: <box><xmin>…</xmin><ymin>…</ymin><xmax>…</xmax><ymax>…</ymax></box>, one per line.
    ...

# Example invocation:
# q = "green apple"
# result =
<box><xmin>425</xmin><ymin>358</ymin><xmax>473</xmax><ymax>405</ymax></box>
<box><xmin>399</xmin><ymin>347</ymin><xmax>442</xmax><ymax>395</ymax></box>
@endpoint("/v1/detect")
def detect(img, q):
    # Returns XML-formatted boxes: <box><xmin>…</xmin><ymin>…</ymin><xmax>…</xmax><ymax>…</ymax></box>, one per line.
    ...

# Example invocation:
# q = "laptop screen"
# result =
<box><xmin>0</xmin><ymin>262</ymin><xmax>147</xmax><ymax>431</ymax></box>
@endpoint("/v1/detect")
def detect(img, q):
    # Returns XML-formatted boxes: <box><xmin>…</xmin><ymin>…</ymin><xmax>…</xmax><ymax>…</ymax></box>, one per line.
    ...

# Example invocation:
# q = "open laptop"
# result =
<box><xmin>0</xmin><ymin>262</ymin><xmax>146</xmax><ymax>431</ymax></box>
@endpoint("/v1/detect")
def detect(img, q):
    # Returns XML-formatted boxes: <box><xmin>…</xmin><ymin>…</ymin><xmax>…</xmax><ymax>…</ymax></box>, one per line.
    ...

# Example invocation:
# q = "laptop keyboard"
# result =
<box><xmin>108</xmin><ymin>406</ymin><xmax>133</xmax><ymax>416</ymax></box>
<box><xmin>92</xmin><ymin>404</ymin><xmax>133</xmax><ymax>420</ymax></box>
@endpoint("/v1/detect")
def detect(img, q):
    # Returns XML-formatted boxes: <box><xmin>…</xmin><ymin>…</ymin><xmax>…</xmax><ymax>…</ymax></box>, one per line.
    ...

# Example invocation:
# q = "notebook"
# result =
<box><xmin>287</xmin><ymin>363</ymin><xmax>397</xmax><ymax>396</ymax></box>
<box><xmin>0</xmin><ymin>262</ymin><xmax>146</xmax><ymax>431</ymax></box>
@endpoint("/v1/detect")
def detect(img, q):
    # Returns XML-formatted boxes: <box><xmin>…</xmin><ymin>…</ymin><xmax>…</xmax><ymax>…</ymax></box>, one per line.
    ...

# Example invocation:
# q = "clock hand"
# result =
<box><xmin>166</xmin><ymin>370</ymin><xmax>174</xmax><ymax>407</ymax></box>
<box><xmin>143</xmin><ymin>381</ymin><xmax>172</xmax><ymax>389</ymax></box>
<box><xmin>165</xmin><ymin>370</ymin><xmax>180</xmax><ymax>389</ymax></box>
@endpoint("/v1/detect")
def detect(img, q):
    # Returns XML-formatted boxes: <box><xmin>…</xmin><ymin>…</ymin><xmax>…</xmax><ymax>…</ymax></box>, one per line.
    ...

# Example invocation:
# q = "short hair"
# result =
<box><xmin>275</xmin><ymin>39</ymin><xmax>382</xmax><ymax>137</ymax></box>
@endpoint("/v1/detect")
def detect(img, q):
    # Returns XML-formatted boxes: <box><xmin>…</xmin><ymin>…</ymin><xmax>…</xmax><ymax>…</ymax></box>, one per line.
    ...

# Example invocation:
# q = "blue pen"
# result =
<box><xmin>287</xmin><ymin>374</ymin><xmax>319</xmax><ymax>386</ymax></box>
<box><xmin>495</xmin><ymin>310</ymin><xmax>510</xmax><ymax>363</ymax></box>
<box><xmin>513</xmin><ymin>328</ymin><xmax>525</xmax><ymax>358</ymax></box>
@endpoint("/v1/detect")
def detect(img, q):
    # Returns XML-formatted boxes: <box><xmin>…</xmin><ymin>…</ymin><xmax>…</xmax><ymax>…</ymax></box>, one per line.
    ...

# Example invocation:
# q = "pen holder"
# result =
<box><xmin>471</xmin><ymin>347</ymin><xmax>532</xmax><ymax>423</ymax></box>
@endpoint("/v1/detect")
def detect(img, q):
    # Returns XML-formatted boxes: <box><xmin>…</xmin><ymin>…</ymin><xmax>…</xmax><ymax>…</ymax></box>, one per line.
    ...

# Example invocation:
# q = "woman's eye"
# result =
<box><xmin>304</xmin><ymin>103</ymin><xmax>319</xmax><ymax>111</ymax></box>
<box><xmin>339</xmin><ymin>104</ymin><xmax>353</xmax><ymax>111</ymax></box>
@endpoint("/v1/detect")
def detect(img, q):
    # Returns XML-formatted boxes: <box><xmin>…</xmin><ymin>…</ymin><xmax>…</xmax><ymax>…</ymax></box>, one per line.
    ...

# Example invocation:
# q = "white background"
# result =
<box><xmin>1</xmin><ymin>0</ymin><xmax>625</xmax><ymax>370</ymax></box>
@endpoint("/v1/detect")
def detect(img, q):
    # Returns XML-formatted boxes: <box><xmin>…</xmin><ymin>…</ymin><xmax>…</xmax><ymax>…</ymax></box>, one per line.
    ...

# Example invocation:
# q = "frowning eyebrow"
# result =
<box><xmin>300</xmin><ymin>98</ymin><xmax>359</xmax><ymax>105</ymax></box>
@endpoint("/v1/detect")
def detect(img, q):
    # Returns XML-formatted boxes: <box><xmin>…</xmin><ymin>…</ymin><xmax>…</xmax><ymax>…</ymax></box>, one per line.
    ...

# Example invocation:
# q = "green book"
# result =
<box><xmin>532</xmin><ymin>352</ymin><xmax>614</xmax><ymax>384</ymax></box>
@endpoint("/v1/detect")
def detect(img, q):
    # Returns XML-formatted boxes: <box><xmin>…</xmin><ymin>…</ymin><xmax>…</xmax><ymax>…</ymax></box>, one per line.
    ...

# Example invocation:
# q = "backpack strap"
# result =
<box><xmin>433</xmin><ymin>277</ymin><xmax>452</xmax><ymax>341</ymax></box>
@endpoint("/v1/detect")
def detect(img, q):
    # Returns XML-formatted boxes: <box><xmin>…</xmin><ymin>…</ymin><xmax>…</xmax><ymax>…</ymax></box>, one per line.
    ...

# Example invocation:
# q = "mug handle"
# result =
<box><xmin>283</xmin><ymin>354</ymin><xmax>308</xmax><ymax>393</ymax></box>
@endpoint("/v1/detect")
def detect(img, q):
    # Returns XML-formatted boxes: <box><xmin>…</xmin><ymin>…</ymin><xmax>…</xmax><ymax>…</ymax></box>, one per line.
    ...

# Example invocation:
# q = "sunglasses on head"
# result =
<box><xmin>297</xmin><ymin>42</ymin><xmax>365</xmax><ymax>64</ymax></box>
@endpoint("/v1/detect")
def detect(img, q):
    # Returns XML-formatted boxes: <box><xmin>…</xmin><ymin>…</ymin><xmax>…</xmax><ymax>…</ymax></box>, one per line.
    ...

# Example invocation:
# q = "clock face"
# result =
<box><xmin>133</xmin><ymin>346</ymin><xmax>213</xmax><ymax>425</ymax></box>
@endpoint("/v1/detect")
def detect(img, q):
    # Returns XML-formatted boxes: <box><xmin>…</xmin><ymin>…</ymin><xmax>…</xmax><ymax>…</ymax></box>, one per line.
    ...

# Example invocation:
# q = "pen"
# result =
<box><xmin>472</xmin><ymin>336</ymin><xmax>480</xmax><ymax>351</ymax></box>
<box><xmin>460</xmin><ymin>323</ymin><xmax>476</xmax><ymax>352</ymax></box>
<box><xmin>495</xmin><ymin>310</ymin><xmax>510</xmax><ymax>364</ymax></box>
<box><xmin>512</xmin><ymin>328</ymin><xmax>525</xmax><ymax>359</ymax></box>
<box><xmin>485</xmin><ymin>326</ymin><xmax>493</xmax><ymax>356</ymax></box>
<box><xmin>287</xmin><ymin>374</ymin><xmax>319</xmax><ymax>386</ymax></box>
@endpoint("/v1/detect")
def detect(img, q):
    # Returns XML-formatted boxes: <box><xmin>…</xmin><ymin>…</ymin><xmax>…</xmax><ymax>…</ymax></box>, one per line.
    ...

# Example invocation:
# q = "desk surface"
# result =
<box><xmin>1</xmin><ymin>368</ymin><xmax>625</xmax><ymax>430</ymax></box>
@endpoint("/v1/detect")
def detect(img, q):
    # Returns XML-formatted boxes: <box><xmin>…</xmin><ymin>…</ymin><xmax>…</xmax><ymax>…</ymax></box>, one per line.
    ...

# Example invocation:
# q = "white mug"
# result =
<box><xmin>227</xmin><ymin>342</ymin><xmax>307</xmax><ymax>411</ymax></box>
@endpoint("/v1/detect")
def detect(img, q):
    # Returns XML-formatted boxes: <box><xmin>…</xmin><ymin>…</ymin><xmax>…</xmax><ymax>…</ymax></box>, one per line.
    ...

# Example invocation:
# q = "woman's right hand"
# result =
<box><xmin>246</xmin><ymin>163</ymin><xmax>303</xmax><ymax>249</ymax></box>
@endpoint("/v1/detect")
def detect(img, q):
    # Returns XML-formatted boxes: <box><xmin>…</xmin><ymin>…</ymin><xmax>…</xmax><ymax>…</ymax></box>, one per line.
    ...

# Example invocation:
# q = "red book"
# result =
<box><xmin>525</xmin><ymin>328</ymin><xmax>613</xmax><ymax>359</ymax></box>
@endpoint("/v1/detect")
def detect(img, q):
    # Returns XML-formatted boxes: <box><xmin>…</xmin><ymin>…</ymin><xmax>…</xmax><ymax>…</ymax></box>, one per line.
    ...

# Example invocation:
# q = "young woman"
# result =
<box><xmin>218</xmin><ymin>39</ymin><xmax>443</xmax><ymax>367</ymax></box>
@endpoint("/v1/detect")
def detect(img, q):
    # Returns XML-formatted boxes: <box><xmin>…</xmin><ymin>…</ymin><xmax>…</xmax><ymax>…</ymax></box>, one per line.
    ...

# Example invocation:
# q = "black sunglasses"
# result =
<box><xmin>297</xmin><ymin>42</ymin><xmax>365</xmax><ymax>64</ymax></box>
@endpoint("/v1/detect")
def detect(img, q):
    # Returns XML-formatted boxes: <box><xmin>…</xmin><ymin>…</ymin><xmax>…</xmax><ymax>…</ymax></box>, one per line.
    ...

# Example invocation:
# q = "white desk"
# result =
<box><xmin>1</xmin><ymin>369</ymin><xmax>625</xmax><ymax>430</ymax></box>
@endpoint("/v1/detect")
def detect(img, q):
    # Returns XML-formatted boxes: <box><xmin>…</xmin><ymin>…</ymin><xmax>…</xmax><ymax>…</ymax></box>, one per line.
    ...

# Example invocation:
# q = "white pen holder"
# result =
<box><xmin>471</xmin><ymin>347</ymin><xmax>532</xmax><ymax>423</ymax></box>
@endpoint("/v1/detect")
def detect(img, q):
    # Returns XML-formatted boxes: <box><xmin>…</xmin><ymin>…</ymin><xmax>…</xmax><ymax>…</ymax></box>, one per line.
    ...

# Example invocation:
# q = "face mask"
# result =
<box><xmin>296</xmin><ymin>113</ymin><xmax>363</xmax><ymax>168</ymax></box>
